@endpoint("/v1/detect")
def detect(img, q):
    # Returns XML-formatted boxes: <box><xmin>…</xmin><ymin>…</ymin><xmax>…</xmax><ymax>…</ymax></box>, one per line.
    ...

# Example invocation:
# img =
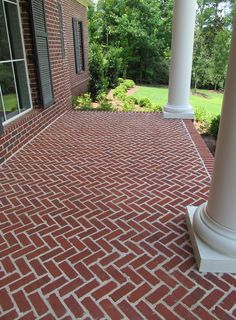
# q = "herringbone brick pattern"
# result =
<box><xmin>0</xmin><ymin>111</ymin><xmax>235</xmax><ymax>319</ymax></box>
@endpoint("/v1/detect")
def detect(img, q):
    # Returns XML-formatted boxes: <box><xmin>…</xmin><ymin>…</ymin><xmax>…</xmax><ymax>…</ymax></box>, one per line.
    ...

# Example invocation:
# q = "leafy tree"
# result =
<box><xmin>89</xmin><ymin>43</ymin><xmax>108</xmax><ymax>100</ymax></box>
<box><xmin>89</xmin><ymin>0</ymin><xmax>235</xmax><ymax>91</ymax></box>
<box><xmin>192</xmin><ymin>30</ymin><xmax>211</xmax><ymax>91</ymax></box>
<box><xmin>209</xmin><ymin>29</ymin><xmax>231</xmax><ymax>89</ymax></box>
<box><xmin>193</xmin><ymin>0</ymin><xmax>235</xmax><ymax>89</ymax></box>
<box><xmin>89</xmin><ymin>0</ymin><xmax>174</xmax><ymax>84</ymax></box>
<box><xmin>104</xmin><ymin>46</ymin><xmax>125</xmax><ymax>88</ymax></box>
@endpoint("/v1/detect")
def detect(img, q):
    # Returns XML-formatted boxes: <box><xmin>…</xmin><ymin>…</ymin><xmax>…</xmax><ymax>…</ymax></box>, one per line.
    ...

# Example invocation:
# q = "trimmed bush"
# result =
<box><xmin>97</xmin><ymin>101</ymin><xmax>116</xmax><ymax>111</ymax></box>
<box><xmin>105</xmin><ymin>47</ymin><xmax>125</xmax><ymax>88</ymax></box>
<box><xmin>152</xmin><ymin>104</ymin><xmax>163</xmax><ymax>112</ymax></box>
<box><xmin>89</xmin><ymin>43</ymin><xmax>108</xmax><ymax>100</ymax></box>
<box><xmin>123</xmin><ymin>79</ymin><xmax>135</xmax><ymax>89</ymax></box>
<box><xmin>113</xmin><ymin>86</ymin><xmax>127</xmax><ymax>101</ymax></box>
<box><xmin>123</xmin><ymin>99</ymin><xmax>135</xmax><ymax>112</ymax></box>
<box><xmin>72</xmin><ymin>96</ymin><xmax>77</xmax><ymax>108</ymax></box>
<box><xmin>117</xmin><ymin>78</ymin><xmax>124</xmax><ymax>85</ymax></box>
<box><xmin>97</xmin><ymin>92</ymin><xmax>108</xmax><ymax>103</ymax></box>
<box><xmin>73</xmin><ymin>93</ymin><xmax>92</xmax><ymax>110</ymax></box>
<box><xmin>139</xmin><ymin>98</ymin><xmax>152</xmax><ymax>108</ymax></box>
<box><xmin>209</xmin><ymin>115</ymin><xmax>221</xmax><ymax>139</ymax></box>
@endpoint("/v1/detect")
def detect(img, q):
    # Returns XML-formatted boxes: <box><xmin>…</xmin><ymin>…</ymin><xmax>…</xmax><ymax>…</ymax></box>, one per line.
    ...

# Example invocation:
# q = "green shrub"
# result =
<box><xmin>113</xmin><ymin>86</ymin><xmax>126</xmax><ymax>100</ymax></box>
<box><xmin>152</xmin><ymin>104</ymin><xmax>163</xmax><ymax>112</ymax></box>
<box><xmin>209</xmin><ymin>115</ymin><xmax>221</xmax><ymax>138</ymax></box>
<box><xmin>105</xmin><ymin>47</ymin><xmax>125</xmax><ymax>88</ymax></box>
<box><xmin>132</xmin><ymin>97</ymin><xmax>139</xmax><ymax>105</ymax></box>
<box><xmin>113</xmin><ymin>80</ymin><xmax>136</xmax><ymax>111</ymax></box>
<box><xmin>79</xmin><ymin>105</ymin><xmax>94</xmax><ymax>111</ymax></box>
<box><xmin>125</xmin><ymin>96</ymin><xmax>136</xmax><ymax>104</ymax></box>
<box><xmin>139</xmin><ymin>98</ymin><xmax>152</xmax><ymax>108</ymax></box>
<box><xmin>72</xmin><ymin>96</ymin><xmax>77</xmax><ymax>108</ymax></box>
<box><xmin>195</xmin><ymin>107</ymin><xmax>208</xmax><ymax>122</ymax></box>
<box><xmin>123</xmin><ymin>99</ymin><xmax>135</xmax><ymax>112</ymax></box>
<box><xmin>73</xmin><ymin>93</ymin><xmax>92</xmax><ymax>110</ymax></box>
<box><xmin>123</xmin><ymin>79</ymin><xmax>135</xmax><ymax>89</ymax></box>
<box><xmin>195</xmin><ymin>107</ymin><xmax>213</xmax><ymax>133</ymax></box>
<box><xmin>97</xmin><ymin>101</ymin><xmax>114</xmax><ymax>111</ymax></box>
<box><xmin>89</xmin><ymin>43</ymin><xmax>108</xmax><ymax>100</ymax></box>
<box><xmin>117</xmin><ymin>78</ymin><xmax>124</xmax><ymax>85</ymax></box>
<box><xmin>97</xmin><ymin>92</ymin><xmax>108</xmax><ymax>103</ymax></box>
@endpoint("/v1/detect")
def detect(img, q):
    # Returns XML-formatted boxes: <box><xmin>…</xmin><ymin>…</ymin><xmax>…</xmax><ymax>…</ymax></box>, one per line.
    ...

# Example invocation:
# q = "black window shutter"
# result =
<box><xmin>30</xmin><ymin>0</ymin><xmax>54</xmax><ymax>108</ymax></box>
<box><xmin>57</xmin><ymin>0</ymin><xmax>65</xmax><ymax>59</ymax></box>
<box><xmin>79</xmin><ymin>21</ymin><xmax>85</xmax><ymax>71</ymax></box>
<box><xmin>72</xmin><ymin>17</ymin><xmax>81</xmax><ymax>73</ymax></box>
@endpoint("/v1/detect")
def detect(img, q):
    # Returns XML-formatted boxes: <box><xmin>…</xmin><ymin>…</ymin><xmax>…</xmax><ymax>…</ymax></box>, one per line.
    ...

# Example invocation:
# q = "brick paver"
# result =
<box><xmin>0</xmin><ymin>111</ymin><xmax>235</xmax><ymax>319</ymax></box>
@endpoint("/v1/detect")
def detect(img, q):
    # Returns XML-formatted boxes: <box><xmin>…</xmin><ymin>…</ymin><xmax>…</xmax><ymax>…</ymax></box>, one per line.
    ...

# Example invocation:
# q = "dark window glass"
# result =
<box><xmin>73</xmin><ymin>18</ymin><xmax>85</xmax><ymax>73</ymax></box>
<box><xmin>4</xmin><ymin>1</ymin><xmax>24</xmax><ymax>60</ymax></box>
<box><xmin>13</xmin><ymin>61</ymin><xmax>31</xmax><ymax>112</ymax></box>
<box><xmin>0</xmin><ymin>1</ymin><xmax>10</xmax><ymax>61</ymax></box>
<box><xmin>78</xmin><ymin>22</ymin><xmax>85</xmax><ymax>70</ymax></box>
<box><xmin>0</xmin><ymin>63</ymin><xmax>19</xmax><ymax>120</ymax></box>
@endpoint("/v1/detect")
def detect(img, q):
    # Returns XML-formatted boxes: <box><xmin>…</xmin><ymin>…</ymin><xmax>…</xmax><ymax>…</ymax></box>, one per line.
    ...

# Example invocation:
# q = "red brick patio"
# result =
<box><xmin>0</xmin><ymin>111</ymin><xmax>235</xmax><ymax>320</ymax></box>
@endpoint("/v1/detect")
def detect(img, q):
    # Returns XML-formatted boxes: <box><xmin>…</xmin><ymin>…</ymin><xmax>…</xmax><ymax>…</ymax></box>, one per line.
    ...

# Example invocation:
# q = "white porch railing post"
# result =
<box><xmin>187</xmin><ymin>14</ymin><xmax>236</xmax><ymax>272</ymax></box>
<box><xmin>164</xmin><ymin>0</ymin><xmax>197</xmax><ymax>119</ymax></box>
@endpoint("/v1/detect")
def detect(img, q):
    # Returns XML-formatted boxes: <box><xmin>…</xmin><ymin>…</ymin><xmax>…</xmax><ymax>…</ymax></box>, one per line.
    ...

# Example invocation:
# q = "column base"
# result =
<box><xmin>164</xmin><ymin>104</ymin><xmax>194</xmax><ymax>119</ymax></box>
<box><xmin>186</xmin><ymin>206</ymin><xmax>236</xmax><ymax>273</ymax></box>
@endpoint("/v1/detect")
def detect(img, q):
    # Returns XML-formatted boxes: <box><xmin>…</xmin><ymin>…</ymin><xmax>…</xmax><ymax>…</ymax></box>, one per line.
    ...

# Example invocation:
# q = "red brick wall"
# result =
<box><xmin>0</xmin><ymin>0</ymin><xmax>90</xmax><ymax>164</ymax></box>
<box><xmin>63</xmin><ymin>0</ymin><xmax>90</xmax><ymax>96</ymax></box>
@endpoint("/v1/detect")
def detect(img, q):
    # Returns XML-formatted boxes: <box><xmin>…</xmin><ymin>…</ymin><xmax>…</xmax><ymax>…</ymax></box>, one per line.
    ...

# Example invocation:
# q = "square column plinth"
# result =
<box><xmin>186</xmin><ymin>206</ymin><xmax>236</xmax><ymax>273</ymax></box>
<box><xmin>164</xmin><ymin>111</ymin><xmax>194</xmax><ymax>119</ymax></box>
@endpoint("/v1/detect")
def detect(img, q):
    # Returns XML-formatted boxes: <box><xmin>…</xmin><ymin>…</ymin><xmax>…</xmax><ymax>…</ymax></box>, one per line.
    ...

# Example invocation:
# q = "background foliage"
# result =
<box><xmin>88</xmin><ymin>0</ymin><xmax>236</xmax><ymax>96</ymax></box>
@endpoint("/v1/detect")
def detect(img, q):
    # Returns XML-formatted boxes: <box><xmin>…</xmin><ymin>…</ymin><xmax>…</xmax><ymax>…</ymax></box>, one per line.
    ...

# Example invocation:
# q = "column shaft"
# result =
<box><xmin>206</xmin><ymin>17</ymin><xmax>236</xmax><ymax>230</ymax></box>
<box><xmin>164</xmin><ymin>0</ymin><xmax>197</xmax><ymax>119</ymax></box>
<box><xmin>192</xmin><ymin>15</ymin><xmax>236</xmax><ymax>259</ymax></box>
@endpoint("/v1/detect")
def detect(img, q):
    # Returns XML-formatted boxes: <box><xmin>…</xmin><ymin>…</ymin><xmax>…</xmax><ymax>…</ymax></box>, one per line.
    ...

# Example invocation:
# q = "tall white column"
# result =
<box><xmin>186</xmin><ymin>15</ymin><xmax>236</xmax><ymax>272</ymax></box>
<box><xmin>164</xmin><ymin>0</ymin><xmax>197</xmax><ymax>119</ymax></box>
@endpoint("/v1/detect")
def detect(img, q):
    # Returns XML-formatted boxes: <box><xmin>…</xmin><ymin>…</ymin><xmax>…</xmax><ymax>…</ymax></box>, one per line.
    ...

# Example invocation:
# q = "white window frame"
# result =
<box><xmin>0</xmin><ymin>0</ymin><xmax>33</xmax><ymax>126</ymax></box>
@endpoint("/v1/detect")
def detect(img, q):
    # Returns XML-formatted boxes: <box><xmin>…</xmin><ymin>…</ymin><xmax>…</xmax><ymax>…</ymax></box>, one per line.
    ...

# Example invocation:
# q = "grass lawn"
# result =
<box><xmin>2</xmin><ymin>93</ymin><xmax>18</xmax><ymax>112</ymax></box>
<box><xmin>132</xmin><ymin>86</ymin><xmax>223</xmax><ymax>116</ymax></box>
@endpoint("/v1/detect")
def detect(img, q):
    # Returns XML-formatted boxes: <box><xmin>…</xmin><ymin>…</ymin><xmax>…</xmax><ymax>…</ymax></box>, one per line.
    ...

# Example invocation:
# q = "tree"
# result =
<box><xmin>209</xmin><ymin>30</ymin><xmax>231</xmax><ymax>89</ymax></box>
<box><xmin>192</xmin><ymin>30</ymin><xmax>211</xmax><ymax>91</ymax></box>
<box><xmin>192</xmin><ymin>0</ymin><xmax>234</xmax><ymax>89</ymax></box>
<box><xmin>89</xmin><ymin>43</ymin><xmax>108</xmax><ymax>100</ymax></box>
<box><xmin>89</xmin><ymin>0</ymin><xmax>235</xmax><ymax>90</ymax></box>
<box><xmin>89</xmin><ymin>0</ymin><xmax>174</xmax><ymax>84</ymax></box>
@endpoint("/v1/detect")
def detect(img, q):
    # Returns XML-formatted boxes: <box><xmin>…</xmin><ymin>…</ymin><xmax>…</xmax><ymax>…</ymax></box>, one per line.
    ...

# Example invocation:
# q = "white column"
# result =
<box><xmin>186</xmin><ymin>15</ymin><xmax>236</xmax><ymax>272</ymax></box>
<box><xmin>164</xmin><ymin>0</ymin><xmax>197</xmax><ymax>119</ymax></box>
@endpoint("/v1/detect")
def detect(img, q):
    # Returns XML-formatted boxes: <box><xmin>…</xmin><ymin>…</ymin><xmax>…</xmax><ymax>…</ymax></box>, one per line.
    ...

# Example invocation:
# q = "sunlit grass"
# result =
<box><xmin>132</xmin><ymin>86</ymin><xmax>223</xmax><ymax>116</ymax></box>
<box><xmin>2</xmin><ymin>93</ymin><xmax>18</xmax><ymax>112</ymax></box>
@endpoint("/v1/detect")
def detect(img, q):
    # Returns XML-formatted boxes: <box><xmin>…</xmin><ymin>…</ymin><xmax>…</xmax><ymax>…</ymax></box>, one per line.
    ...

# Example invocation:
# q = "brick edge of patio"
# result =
<box><xmin>184</xmin><ymin>120</ymin><xmax>215</xmax><ymax>176</ymax></box>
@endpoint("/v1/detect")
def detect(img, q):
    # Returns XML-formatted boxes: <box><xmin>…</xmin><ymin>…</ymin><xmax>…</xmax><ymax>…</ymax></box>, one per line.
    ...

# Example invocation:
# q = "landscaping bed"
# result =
<box><xmin>72</xmin><ymin>80</ymin><xmax>163</xmax><ymax>113</ymax></box>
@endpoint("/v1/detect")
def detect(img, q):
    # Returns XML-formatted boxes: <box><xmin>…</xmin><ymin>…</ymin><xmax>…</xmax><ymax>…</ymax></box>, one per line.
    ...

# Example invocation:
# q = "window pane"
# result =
<box><xmin>78</xmin><ymin>22</ymin><xmax>85</xmax><ymax>70</ymax></box>
<box><xmin>13</xmin><ymin>61</ymin><xmax>31</xmax><ymax>112</ymax></box>
<box><xmin>0</xmin><ymin>1</ymin><xmax>11</xmax><ymax>61</ymax></box>
<box><xmin>5</xmin><ymin>2</ymin><xmax>24</xmax><ymax>60</ymax></box>
<box><xmin>0</xmin><ymin>63</ymin><xmax>19</xmax><ymax>120</ymax></box>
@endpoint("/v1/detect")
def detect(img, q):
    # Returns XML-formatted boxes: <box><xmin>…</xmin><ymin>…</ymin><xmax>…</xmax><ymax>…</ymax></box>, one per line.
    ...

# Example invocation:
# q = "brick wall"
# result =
<box><xmin>0</xmin><ymin>0</ymin><xmax>90</xmax><ymax>164</ymax></box>
<box><xmin>63</xmin><ymin>0</ymin><xmax>90</xmax><ymax>96</ymax></box>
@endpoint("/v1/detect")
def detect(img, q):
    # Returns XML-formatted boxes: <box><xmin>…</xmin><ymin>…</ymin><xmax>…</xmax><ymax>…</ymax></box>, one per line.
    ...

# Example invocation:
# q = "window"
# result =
<box><xmin>0</xmin><ymin>0</ymin><xmax>32</xmax><ymax>129</ymax></box>
<box><xmin>72</xmin><ymin>18</ymin><xmax>85</xmax><ymax>73</ymax></box>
